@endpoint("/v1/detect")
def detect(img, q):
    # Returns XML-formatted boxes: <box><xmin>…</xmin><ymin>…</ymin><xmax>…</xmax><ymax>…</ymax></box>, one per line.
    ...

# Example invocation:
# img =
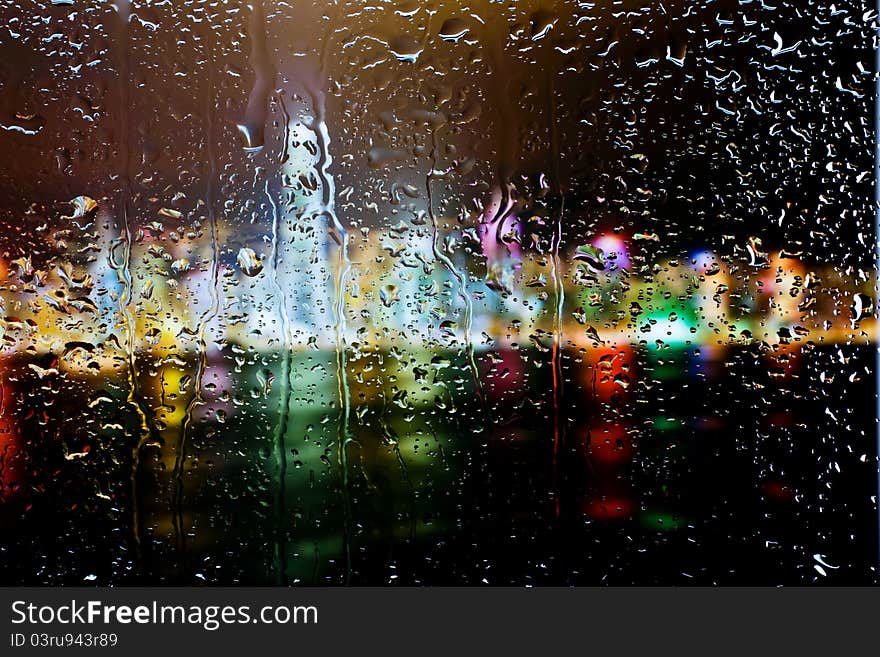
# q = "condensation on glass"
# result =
<box><xmin>0</xmin><ymin>0</ymin><xmax>875</xmax><ymax>584</ymax></box>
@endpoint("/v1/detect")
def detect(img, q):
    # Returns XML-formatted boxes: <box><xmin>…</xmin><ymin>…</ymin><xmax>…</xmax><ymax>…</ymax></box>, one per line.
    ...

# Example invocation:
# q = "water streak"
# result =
<box><xmin>173</xmin><ymin>40</ymin><xmax>221</xmax><ymax>570</ymax></box>
<box><xmin>547</xmin><ymin>75</ymin><xmax>565</xmax><ymax>515</ymax></box>
<box><xmin>307</xmin><ymin>38</ymin><xmax>353</xmax><ymax>583</ymax></box>
<box><xmin>236</xmin><ymin>0</ymin><xmax>274</xmax><ymax>151</ymax></box>
<box><xmin>426</xmin><ymin>127</ymin><xmax>485</xmax><ymax>412</ymax></box>
<box><xmin>379</xmin><ymin>384</ymin><xmax>416</xmax><ymax>541</ymax></box>
<box><xmin>109</xmin><ymin>0</ymin><xmax>159</xmax><ymax>568</ymax></box>
<box><xmin>266</xmin><ymin>139</ymin><xmax>291</xmax><ymax>583</ymax></box>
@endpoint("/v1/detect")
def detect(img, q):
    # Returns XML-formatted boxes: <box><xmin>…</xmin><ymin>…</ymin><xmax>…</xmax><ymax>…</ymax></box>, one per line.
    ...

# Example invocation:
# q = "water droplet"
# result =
<box><xmin>237</xmin><ymin>247</ymin><xmax>263</xmax><ymax>277</ymax></box>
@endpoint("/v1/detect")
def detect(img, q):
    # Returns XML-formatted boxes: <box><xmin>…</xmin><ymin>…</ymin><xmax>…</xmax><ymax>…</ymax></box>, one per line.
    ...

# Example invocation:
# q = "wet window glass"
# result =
<box><xmin>0</xmin><ymin>0</ymin><xmax>875</xmax><ymax>585</ymax></box>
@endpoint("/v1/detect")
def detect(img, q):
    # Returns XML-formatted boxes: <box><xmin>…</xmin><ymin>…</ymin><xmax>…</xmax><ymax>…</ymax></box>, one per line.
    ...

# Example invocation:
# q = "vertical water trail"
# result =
<box><xmin>236</xmin><ymin>0</ymin><xmax>274</xmax><ymax>151</ymax></box>
<box><xmin>266</xmin><ymin>149</ymin><xmax>291</xmax><ymax>583</ymax></box>
<box><xmin>308</xmin><ymin>35</ymin><xmax>353</xmax><ymax>583</ymax></box>
<box><xmin>426</xmin><ymin>128</ymin><xmax>486</xmax><ymax>413</ymax></box>
<box><xmin>483</xmin><ymin>17</ymin><xmax>520</xmax><ymax>248</ymax></box>
<box><xmin>547</xmin><ymin>75</ymin><xmax>566</xmax><ymax>515</ymax></box>
<box><xmin>873</xmin><ymin>0</ymin><xmax>880</xmax><ymax>571</ymax></box>
<box><xmin>173</xmin><ymin>38</ymin><xmax>221</xmax><ymax>569</ymax></box>
<box><xmin>109</xmin><ymin>0</ymin><xmax>158</xmax><ymax>570</ymax></box>
<box><xmin>379</xmin><ymin>383</ymin><xmax>416</xmax><ymax>541</ymax></box>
